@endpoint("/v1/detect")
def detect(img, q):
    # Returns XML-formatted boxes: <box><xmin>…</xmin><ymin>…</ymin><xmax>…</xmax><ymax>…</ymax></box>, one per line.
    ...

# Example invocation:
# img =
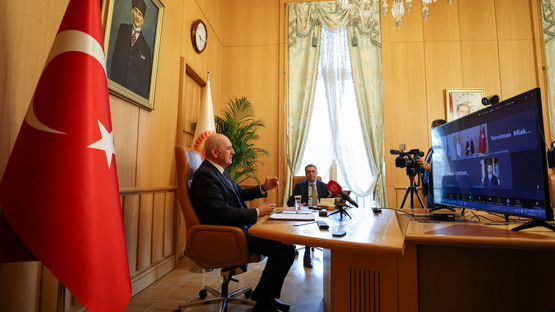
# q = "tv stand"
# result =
<box><xmin>429</xmin><ymin>206</ymin><xmax>456</xmax><ymax>213</ymax></box>
<box><xmin>511</xmin><ymin>219</ymin><xmax>555</xmax><ymax>232</ymax></box>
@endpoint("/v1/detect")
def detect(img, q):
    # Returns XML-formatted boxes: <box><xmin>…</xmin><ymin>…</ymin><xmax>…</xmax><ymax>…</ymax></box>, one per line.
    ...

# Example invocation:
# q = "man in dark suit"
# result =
<box><xmin>417</xmin><ymin>119</ymin><xmax>447</xmax><ymax>208</ymax></box>
<box><xmin>110</xmin><ymin>0</ymin><xmax>152</xmax><ymax>99</ymax></box>
<box><xmin>287</xmin><ymin>164</ymin><xmax>330</xmax><ymax>268</ymax></box>
<box><xmin>465</xmin><ymin>135</ymin><xmax>475</xmax><ymax>156</ymax></box>
<box><xmin>191</xmin><ymin>133</ymin><xmax>295</xmax><ymax>312</ymax></box>
<box><xmin>483</xmin><ymin>164</ymin><xmax>499</xmax><ymax>186</ymax></box>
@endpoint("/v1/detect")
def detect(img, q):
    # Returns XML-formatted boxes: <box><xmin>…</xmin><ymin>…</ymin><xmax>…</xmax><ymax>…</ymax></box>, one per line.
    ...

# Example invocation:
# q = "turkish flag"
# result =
<box><xmin>192</xmin><ymin>74</ymin><xmax>215</xmax><ymax>157</ymax></box>
<box><xmin>0</xmin><ymin>0</ymin><xmax>131</xmax><ymax>311</ymax></box>
<box><xmin>479</xmin><ymin>124</ymin><xmax>487</xmax><ymax>154</ymax></box>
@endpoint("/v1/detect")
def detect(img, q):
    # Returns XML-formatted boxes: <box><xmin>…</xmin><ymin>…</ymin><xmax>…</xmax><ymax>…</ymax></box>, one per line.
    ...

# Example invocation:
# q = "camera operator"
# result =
<box><xmin>417</xmin><ymin>119</ymin><xmax>447</xmax><ymax>208</ymax></box>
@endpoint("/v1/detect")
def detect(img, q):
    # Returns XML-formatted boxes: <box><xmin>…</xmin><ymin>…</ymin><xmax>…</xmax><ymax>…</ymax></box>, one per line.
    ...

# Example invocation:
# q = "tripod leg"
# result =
<box><xmin>399</xmin><ymin>186</ymin><xmax>411</xmax><ymax>208</ymax></box>
<box><xmin>415</xmin><ymin>187</ymin><xmax>425</xmax><ymax>208</ymax></box>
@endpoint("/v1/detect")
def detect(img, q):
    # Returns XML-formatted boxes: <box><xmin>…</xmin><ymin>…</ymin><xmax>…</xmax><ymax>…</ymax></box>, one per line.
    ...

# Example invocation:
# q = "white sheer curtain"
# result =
<box><xmin>297</xmin><ymin>26</ymin><xmax>374</xmax><ymax>197</ymax></box>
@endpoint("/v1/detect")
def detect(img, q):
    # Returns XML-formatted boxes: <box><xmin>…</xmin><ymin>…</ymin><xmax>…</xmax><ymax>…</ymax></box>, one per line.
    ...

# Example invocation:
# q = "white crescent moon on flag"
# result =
<box><xmin>25</xmin><ymin>30</ymin><xmax>106</xmax><ymax>134</ymax></box>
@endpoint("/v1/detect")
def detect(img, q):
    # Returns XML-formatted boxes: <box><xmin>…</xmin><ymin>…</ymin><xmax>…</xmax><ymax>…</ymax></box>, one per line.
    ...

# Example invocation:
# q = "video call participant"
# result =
<box><xmin>191</xmin><ymin>133</ymin><xmax>295</xmax><ymax>312</ymax></box>
<box><xmin>417</xmin><ymin>119</ymin><xmax>447</xmax><ymax>209</ymax></box>
<box><xmin>483</xmin><ymin>163</ymin><xmax>499</xmax><ymax>186</ymax></box>
<box><xmin>287</xmin><ymin>164</ymin><xmax>330</xmax><ymax>268</ymax></box>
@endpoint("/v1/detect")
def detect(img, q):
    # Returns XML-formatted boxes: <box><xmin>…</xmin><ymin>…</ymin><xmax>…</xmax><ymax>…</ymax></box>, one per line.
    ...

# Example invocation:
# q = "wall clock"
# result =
<box><xmin>191</xmin><ymin>19</ymin><xmax>207</xmax><ymax>54</ymax></box>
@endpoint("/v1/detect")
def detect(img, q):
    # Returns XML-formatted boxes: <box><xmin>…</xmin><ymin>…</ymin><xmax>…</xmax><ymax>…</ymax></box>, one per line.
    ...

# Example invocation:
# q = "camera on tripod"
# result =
<box><xmin>390</xmin><ymin>144</ymin><xmax>426</xmax><ymax>208</ymax></box>
<box><xmin>390</xmin><ymin>144</ymin><xmax>424</xmax><ymax>174</ymax></box>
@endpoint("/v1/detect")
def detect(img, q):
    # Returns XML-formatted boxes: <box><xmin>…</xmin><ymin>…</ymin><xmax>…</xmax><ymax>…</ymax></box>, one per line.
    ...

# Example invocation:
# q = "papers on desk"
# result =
<box><xmin>269</xmin><ymin>210</ymin><xmax>315</xmax><ymax>221</ymax></box>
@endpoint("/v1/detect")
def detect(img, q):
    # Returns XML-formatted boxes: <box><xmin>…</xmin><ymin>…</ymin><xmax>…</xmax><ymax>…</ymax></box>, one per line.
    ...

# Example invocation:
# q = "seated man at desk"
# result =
<box><xmin>287</xmin><ymin>164</ymin><xmax>330</xmax><ymax>268</ymax></box>
<box><xmin>191</xmin><ymin>133</ymin><xmax>295</xmax><ymax>312</ymax></box>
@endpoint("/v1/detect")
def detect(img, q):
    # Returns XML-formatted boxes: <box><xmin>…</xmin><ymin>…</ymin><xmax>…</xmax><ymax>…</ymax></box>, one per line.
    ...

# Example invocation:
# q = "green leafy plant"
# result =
<box><xmin>193</xmin><ymin>97</ymin><xmax>270</xmax><ymax>184</ymax></box>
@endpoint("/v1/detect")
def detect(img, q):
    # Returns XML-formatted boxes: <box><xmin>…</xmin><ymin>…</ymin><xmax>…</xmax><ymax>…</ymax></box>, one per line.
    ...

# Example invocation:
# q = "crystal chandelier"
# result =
<box><xmin>336</xmin><ymin>0</ymin><xmax>454</xmax><ymax>28</ymax></box>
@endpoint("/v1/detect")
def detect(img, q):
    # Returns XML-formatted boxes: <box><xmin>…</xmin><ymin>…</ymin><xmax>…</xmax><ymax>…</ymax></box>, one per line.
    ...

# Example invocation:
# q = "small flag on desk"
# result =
<box><xmin>0</xmin><ymin>0</ymin><xmax>131</xmax><ymax>311</ymax></box>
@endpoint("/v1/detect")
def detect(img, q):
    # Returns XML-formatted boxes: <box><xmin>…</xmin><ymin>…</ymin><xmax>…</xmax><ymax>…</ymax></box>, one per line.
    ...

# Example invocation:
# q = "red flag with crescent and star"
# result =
<box><xmin>0</xmin><ymin>0</ymin><xmax>131</xmax><ymax>311</ymax></box>
<box><xmin>479</xmin><ymin>124</ymin><xmax>487</xmax><ymax>154</ymax></box>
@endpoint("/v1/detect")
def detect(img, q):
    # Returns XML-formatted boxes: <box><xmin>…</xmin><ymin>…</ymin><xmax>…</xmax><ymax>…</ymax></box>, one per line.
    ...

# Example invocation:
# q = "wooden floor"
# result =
<box><xmin>125</xmin><ymin>248</ymin><xmax>324</xmax><ymax>312</ymax></box>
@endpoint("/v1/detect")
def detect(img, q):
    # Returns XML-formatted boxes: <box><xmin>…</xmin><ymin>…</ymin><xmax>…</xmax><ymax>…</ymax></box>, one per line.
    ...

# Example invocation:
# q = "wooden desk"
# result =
<box><xmin>399</xmin><ymin>210</ymin><xmax>555</xmax><ymax>312</ymax></box>
<box><xmin>250</xmin><ymin>208</ymin><xmax>555</xmax><ymax>312</ymax></box>
<box><xmin>250</xmin><ymin>208</ymin><xmax>405</xmax><ymax>312</ymax></box>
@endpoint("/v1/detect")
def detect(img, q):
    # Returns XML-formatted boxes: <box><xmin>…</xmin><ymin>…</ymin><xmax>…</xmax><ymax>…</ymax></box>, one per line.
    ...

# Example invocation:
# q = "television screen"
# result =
<box><xmin>431</xmin><ymin>88</ymin><xmax>553</xmax><ymax>226</ymax></box>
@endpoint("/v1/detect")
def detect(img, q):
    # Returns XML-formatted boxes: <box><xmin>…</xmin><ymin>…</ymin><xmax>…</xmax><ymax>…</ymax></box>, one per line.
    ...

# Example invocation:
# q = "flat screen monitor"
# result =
<box><xmin>431</xmin><ymin>88</ymin><xmax>553</xmax><ymax>230</ymax></box>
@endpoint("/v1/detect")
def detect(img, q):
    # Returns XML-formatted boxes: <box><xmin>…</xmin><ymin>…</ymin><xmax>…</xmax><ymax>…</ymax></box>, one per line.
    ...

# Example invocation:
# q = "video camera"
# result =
<box><xmin>390</xmin><ymin>144</ymin><xmax>424</xmax><ymax>177</ymax></box>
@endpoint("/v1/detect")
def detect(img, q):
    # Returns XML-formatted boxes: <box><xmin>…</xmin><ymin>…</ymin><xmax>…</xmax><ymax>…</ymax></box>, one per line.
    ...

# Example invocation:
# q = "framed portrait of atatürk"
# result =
<box><xmin>102</xmin><ymin>0</ymin><xmax>164</xmax><ymax>110</ymax></box>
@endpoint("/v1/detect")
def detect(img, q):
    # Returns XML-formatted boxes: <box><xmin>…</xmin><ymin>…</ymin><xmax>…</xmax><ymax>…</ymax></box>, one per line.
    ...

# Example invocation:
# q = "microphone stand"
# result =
<box><xmin>328</xmin><ymin>202</ymin><xmax>352</xmax><ymax>219</ymax></box>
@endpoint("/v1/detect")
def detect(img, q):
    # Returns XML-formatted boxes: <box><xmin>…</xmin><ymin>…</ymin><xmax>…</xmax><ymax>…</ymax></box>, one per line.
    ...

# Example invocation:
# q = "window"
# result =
<box><xmin>295</xmin><ymin>26</ymin><xmax>374</xmax><ymax>207</ymax></box>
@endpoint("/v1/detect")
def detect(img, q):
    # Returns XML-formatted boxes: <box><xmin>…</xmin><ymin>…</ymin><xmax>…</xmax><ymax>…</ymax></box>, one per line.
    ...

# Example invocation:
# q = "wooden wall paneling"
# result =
<box><xmin>197</xmin><ymin>0</ymin><xmax>226</xmax><ymax>43</ymax></box>
<box><xmin>424</xmin><ymin>41</ymin><xmax>463</xmax><ymax>124</ymax></box>
<box><xmin>380</xmin><ymin>0</ymin><xmax>424</xmax><ymax>43</ymax></box>
<box><xmin>137</xmin><ymin>193</ymin><xmax>154</xmax><ymax>272</ymax></box>
<box><xmin>498</xmin><ymin>40</ymin><xmax>539</xmax><ymax>98</ymax></box>
<box><xmin>135</xmin><ymin>0</ymin><xmax>182</xmax><ymax>188</ymax></box>
<box><xmin>222</xmin><ymin>45</ymin><xmax>280</xmax><ymax>203</ymax></box>
<box><xmin>39</xmin><ymin>266</ymin><xmax>58</xmax><ymax>312</ymax></box>
<box><xmin>110</xmin><ymin>98</ymin><xmax>139</xmax><ymax>188</ymax></box>
<box><xmin>0</xmin><ymin>262</ymin><xmax>41</xmax><ymax>312</ymax></box>
<box><xmin>122</xmin><ymin>194</ymin><xmax>140</xmax><ymax>276</ymax></box>
<box><xmin>458</xmin><ymin>0</ymin><xmax>497</xmax><ymax>41</ymax></box>
<box><xmin>151</xmin><ymin>193</ymin><xmax>166</xmax><ymax>264</ymax></box>
<box><xmin>422</xmin><ymin>0</ymin><xmax>461</xmax><ymax>42</ymax></box>
<box><xmin>382</xmin><ymin>41</ymin><xmax>428</xmax><ymax>188</ymax></box>
<box><xmin>164</xmin><ymin>192</ymin><xmax>175</xmax><ymax>257</ymax></box>
<box><xmin>495</xmin><ymin>0</ymin><xmax>534</xmax><ymax>40</ymax></box>
<box><xmin>460</xmin><ymin>41</ymin><xmax>501</xmax><ymax>96</ymax></box>
<box><xmin>386</xmin><ymin>186</ymin><xmax>396</xmax><ymax>208</ymax></box>
<box><xmin>184</xmin><ymin>69</ymin><xmax>202</xmax><ymax>140</ymax></box>
<box><xmin>222</xmin><ymin>0</ymin><xmax>280</xmax><ymax>47</ymax></box>
<box><xmin>0</xmin><ymin>0</ymin><xmax>67</xmax><ymax>179</ymax></box>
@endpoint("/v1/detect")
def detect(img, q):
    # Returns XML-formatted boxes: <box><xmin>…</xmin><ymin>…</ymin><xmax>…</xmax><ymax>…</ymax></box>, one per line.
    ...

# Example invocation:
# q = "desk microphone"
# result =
<box><xmin>326</xmin><ymin>180</ymin><xmax>359</xmax><ymax>208</ymax></box>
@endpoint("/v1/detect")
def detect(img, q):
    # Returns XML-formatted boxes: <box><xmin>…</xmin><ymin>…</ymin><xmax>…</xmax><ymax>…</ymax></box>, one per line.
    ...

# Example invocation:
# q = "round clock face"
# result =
<box><xmin>192</xmin><ymin>20</ymin><xmax>207</xmax><ymax>53</ymax></box>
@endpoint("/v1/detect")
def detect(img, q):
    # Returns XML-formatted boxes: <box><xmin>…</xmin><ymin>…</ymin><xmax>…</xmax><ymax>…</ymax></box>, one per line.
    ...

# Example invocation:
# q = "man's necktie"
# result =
<box><xmin>311</xmin><ymin>183</ymin><xmax>318</xmax><ymax>206</ymax></box>
<box><xmin>131</xmin><ymin>30</ymin><xmax>139</xmax><ymax>46</ymax></box>
<box><xmin>223</xmin><ymin>171</ymin><xmax>246</xmax><ymax>208</ymax></box>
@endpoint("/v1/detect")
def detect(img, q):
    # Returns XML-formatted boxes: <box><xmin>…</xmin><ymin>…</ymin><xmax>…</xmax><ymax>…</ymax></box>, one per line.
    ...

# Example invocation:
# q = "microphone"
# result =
<box><xmin>389</xmin><ymin>149</ymin><xmax>400</xmax><ymax>155</ymax></box>
<box><xmin>326</xmin><ymin>180</ymin><xmax>359</xmax><ymax>208</ymax></box>
<box><xmin>481</xmin><ymin>95</ymin><xmax>500</xmax><ymax>106</ymax></box>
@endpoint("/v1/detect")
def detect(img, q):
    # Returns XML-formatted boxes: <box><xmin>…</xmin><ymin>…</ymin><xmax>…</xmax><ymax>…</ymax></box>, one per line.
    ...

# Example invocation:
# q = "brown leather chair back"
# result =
<box><xmin>175</xmin><ymin>145</ymin><xmax>259</xmax><ymax>269</ymax></box>
<box><xmin>292</xmin><ymin>175</ymin><xmax>322</xmax><ymax>193</ymax></box>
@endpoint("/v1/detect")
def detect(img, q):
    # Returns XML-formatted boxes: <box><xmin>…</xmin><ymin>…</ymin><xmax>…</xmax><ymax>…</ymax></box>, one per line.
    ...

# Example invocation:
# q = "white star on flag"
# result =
<box><xmin>88</xmin><ymin>120</ymin><xmax>115</xmax><ymax>168</ymax></box>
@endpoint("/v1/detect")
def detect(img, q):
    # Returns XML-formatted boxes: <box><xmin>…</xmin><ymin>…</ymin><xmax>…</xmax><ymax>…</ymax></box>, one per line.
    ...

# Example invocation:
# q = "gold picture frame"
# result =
<box><xmin>102</xmin><ymin>0</ymin><xmax>164</xmax><ymax>110</ymax></box>
<box><xmin>445</xmin><ymin>88</ymin><xmax>485</xmax><ymax>121</ymax></box>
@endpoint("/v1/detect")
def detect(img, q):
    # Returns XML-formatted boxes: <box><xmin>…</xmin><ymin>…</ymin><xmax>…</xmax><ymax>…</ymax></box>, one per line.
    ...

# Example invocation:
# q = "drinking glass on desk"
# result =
<box><xmin>294</xmin><ymin>195</ymin><xmax>302</xmax><ymax>210</ymax></box>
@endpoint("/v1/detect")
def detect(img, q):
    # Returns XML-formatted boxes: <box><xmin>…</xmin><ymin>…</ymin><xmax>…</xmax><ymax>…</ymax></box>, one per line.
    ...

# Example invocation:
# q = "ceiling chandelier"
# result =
<box><xmin>336</xmin><ymin>0</ymin><xmax>454</xmax><ymax>28</ymax></box>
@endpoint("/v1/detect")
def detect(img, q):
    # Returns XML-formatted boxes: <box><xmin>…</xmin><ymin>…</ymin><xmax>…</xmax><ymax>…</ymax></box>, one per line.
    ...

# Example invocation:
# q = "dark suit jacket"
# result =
<box><xmin>483</xmin><ymin>175</ymin><xmax>499</xmax><ymax>186</ymax></box>
<box><xmin>110</xmin><ymin>23</ymin><xmax>152</xmax><ymax>98</ymax></box>
<box><xmin>287</xmin><ymin>180</ymin><xmax>330</xmax><ymax>207</ymax></box>
<box><xmin>191</xmin><ymin>160</ymin><xmax>265</xmax><ymax>227</ymax></box>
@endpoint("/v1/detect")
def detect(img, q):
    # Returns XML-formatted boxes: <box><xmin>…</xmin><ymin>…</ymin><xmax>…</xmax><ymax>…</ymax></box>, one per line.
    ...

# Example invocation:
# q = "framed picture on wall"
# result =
<box><xmin>102</xmin><ymin>0</ymin><xmax>164</xmax><ymax>110</ymax></box>
<box><xmin>445</xmin><ymin>88</ymin><xmax>485</xmax><ymax>121</ymax></box>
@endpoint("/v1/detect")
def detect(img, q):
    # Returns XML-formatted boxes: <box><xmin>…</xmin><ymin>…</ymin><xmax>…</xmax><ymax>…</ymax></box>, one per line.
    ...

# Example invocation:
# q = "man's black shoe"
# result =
<box><xmin>303</xmin><ymin>253</ymin><xmax>312</xmax><ymax>268</ymax></box>
<box><xmin>252</xmin><ymin>301</ymin><xmax>279</xmax><ymax>312</ymax></box>
<box><xmin>272</xmin><ymin>298</ymin><xmax>291</xmax><ymax>311</ymax></box>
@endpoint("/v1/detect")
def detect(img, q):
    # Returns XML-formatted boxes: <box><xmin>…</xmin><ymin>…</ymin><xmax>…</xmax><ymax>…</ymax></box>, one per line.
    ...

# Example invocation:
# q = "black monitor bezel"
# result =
<box><xmin>431</xmin><ymin>87</ymin><xmax>553</xmax><ymax>221</ymax></box>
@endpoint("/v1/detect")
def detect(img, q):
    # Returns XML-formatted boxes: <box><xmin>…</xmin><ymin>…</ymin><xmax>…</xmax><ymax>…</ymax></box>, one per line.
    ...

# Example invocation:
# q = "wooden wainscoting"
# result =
<box><xmin>120</xmin><ymin>186</ymin><xmax>178</xmax><ymax>296</ymax></box>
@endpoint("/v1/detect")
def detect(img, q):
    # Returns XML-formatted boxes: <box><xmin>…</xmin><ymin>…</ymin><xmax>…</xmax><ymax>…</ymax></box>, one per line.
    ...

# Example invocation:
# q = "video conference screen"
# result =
<box><xmin>431</xmin><ymin>88</ymin><xmax>552</xmax><ymax>220</ymax></box>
